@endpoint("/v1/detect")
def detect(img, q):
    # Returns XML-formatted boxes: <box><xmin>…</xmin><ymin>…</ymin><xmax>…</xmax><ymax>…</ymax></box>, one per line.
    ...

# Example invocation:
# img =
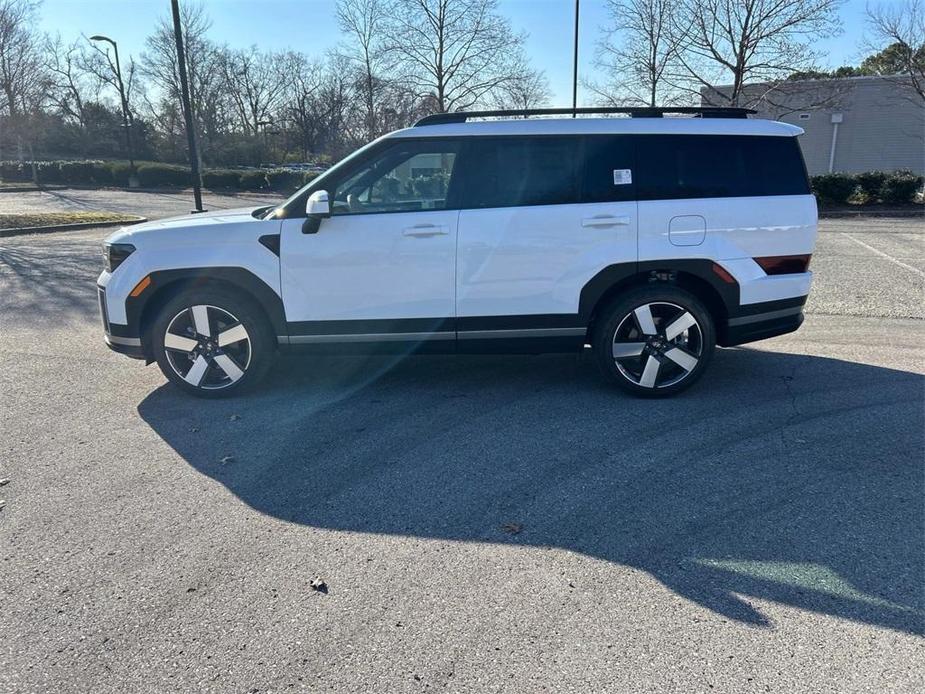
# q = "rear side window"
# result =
<box><xmin>460</xmin><ymin>137</ymin><xmax>581</xmax><ymax>209</ymax></box>
<box><xmin>635</xmin><ymin>135</ymin><xmax>810</xmax><ymax>200</ymax></box>
<box><xmin>582</xmin><ymin>135</ymin><xmax>635</xmax><ymax>203</ymax></box>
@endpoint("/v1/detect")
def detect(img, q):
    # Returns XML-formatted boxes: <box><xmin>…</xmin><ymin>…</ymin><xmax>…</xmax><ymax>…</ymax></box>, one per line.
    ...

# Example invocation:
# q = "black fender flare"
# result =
<box><xmin>123</xmin><ymin>266</ymin><xmax>287</xmax><ymax>341</ymax></box>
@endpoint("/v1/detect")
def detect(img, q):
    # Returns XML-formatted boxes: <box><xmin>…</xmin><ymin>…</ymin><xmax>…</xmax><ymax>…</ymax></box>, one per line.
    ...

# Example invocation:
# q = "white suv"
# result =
<box><xmin>97</xmin><ymin>107</ymin><xmax>816</xmax><ymax>398</ymax></box>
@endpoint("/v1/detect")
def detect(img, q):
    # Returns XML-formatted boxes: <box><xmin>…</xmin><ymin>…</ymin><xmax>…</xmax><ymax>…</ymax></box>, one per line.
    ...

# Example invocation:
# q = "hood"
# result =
<box><xmin>137</xmin><ymin>205</ymin><xmax>268</xmax><ymax>231</ymax></box>
<box><xmin>105</xmin><ymin>205</ymin><xmax>273</xmax><ymax>245</ymax></box>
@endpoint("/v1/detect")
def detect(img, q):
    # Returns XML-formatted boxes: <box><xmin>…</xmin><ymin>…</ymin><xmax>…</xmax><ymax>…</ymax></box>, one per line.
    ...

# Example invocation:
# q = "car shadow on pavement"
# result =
<box><xmin>137</xmin><ymin>347</ymin><xmax>924</xmax><ymax>635</ymax></box>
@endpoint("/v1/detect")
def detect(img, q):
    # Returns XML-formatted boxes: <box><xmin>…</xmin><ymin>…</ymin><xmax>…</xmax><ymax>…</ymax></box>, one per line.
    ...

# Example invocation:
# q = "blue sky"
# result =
<box><xmin>40</xmin><ymin>0</ymin><xmax>872</xmax><ymax>104</ymax></box>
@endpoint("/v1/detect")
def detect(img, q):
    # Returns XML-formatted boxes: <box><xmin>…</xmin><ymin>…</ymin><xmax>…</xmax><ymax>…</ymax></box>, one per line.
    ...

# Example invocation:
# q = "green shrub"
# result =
<box><xmin>879</xmin><ymin>170</ymin><xmax>923</xmax><ymax>204</ymax></box>
<box><xmin>238</xmin><ymin>170</ymin><xmax>268</xmax><ymax>191</ymax></box>
<box><xmin>58</xmin><ymin>161</ymin><xmax>96</xmax><ymax>185</ymax></box>
<box><xmin>202</xmin><ymin>169</ymin><xmax>242</xmax><ymax>189</ymax></box>
<box><xmin>109</xmin><ymin>161</ymin><xmax>133</xmax><ymax>186</ymax></box>
<box><xmin>1</xmin><ymin>161</ymin><xmax>28</xmax><ymax>182</ymax></box>
<box><xmin>136</xmin><ymin>162</ymin><xmax>190</xmax><ymax>188</ymax></box>
<box><xmin>854</xmin><ymin>171</ymin><xmax>887</xmax><ymax>201</ymax></box>
<box><xmin>811</xmin><ymin>173</ymin><xmax>857</xmax><ymax>204</ymax></box>
<box><xmin>265</xmin><ymin>168</ymin><xmax>302</xmax><ymax>193</ymax></box>
<box><xmin>35</xmin><ymin>161</ymin><xmax>62</xmax><ymax>183</ymax></box>
<box><xmin>301</xmin><ymin>171</ymin><xmax>320</xmax><ymax>187</ymax></box>
<box><xmin>89</xmin><ymin>161</ymin><xmax>114</xmax><ymax>185</ymax></box>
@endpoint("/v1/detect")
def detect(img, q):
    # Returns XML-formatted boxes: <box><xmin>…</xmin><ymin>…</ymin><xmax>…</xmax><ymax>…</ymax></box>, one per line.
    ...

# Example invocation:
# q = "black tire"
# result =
<box><xmin>592</xmin><ymin>285</ymin><xmax>715</xmax><ymax>397</ymax></box>
<box><xmin>151</xmin><ymin>287</ymin><xmax>275</xmax><ymax>398</ymax></box>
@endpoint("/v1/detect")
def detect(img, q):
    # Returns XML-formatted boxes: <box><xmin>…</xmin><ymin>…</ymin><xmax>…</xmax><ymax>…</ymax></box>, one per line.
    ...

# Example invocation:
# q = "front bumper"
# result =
<box><xmin>104</xmin><ymin>333</ymin><xmax>146</xmax><ymax>359</ymax></box>
<box><xmin>98</xmin><ymin>284</ymin><xmax>146</xmax><ymax>359</ymax></box>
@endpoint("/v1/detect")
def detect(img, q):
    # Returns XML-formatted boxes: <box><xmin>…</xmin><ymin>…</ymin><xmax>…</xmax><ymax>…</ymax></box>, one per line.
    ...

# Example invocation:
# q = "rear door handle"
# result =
<box><xmin>582</xmin><ymin>215</ymin><xmax>631</xmax><ymax>228</ymax></box>
<box><xmin>402</xmin><ymin>224</ymin><xmax>449</xmax><ymax>237</ymax></box>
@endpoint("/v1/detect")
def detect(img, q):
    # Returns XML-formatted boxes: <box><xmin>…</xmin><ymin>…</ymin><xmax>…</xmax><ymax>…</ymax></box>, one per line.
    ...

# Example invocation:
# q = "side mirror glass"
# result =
<box><xmin>303</xmin><ymin>190</ymin><xmax>330</xmax><ymax>234</ymax></box>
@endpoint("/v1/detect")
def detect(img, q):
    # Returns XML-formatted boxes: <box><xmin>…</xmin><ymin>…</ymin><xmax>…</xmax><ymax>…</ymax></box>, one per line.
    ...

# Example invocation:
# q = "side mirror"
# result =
<box><xmin>302</xmin><ymin>190</ymin><xmax>330</xmax><ymax>234</ymax></box>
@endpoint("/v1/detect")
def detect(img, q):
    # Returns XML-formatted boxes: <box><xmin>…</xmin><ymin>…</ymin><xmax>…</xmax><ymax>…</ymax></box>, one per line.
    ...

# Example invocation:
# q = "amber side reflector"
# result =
<box><xmin>130</xmin><ymin>275</ymin><xmax>152</xmax><ymax>297</ymax></box>
<box><xmin>712</xmin><ymin>263</ymin><xmax>737</xmax><ymax>284</ymax></box>
<box><xmin>754</xmin><ymin>254</ymin><xmax>812</xmax><ymax>275</ymax></box>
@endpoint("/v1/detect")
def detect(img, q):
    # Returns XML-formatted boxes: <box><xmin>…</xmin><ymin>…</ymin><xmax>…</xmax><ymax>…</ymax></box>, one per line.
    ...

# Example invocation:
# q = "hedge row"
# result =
<box><xmin>0</xmin><ymin>160</ymin><xmax>320</xmax><ymax>193</ymax></box>
<box><xmin>3</xmin><ymin>159</ymin><xmax>922</xmax><ymax>204</ymax></box>
<box><xmin>810</xmin><ymin>170</ymin><xmax>924</xmax><ymax>204</ymax></box>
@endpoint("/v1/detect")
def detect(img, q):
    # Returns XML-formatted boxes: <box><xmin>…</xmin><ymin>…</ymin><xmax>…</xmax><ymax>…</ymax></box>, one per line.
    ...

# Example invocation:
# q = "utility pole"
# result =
<box><xmin>89</xmin><ymin>35</ymin><xmax>137</xmax><ymax>186</ymax></box>
<box><xmin>171</xmin><ymin>0</ymin><xmax>204</xmax><ymax>212</ymax></box>
<box><xmin>572</xmin><ymin>0</ymin><xmax>580</xmax><ymax>117</ymax></box>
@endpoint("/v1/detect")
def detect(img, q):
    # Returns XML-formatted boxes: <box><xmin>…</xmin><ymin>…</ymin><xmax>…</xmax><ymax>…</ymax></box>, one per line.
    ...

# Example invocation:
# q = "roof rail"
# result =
<box><xmin>414</xmin><ymin>106</ymin><xmax>756</xmax><ymax>127</ymax></box>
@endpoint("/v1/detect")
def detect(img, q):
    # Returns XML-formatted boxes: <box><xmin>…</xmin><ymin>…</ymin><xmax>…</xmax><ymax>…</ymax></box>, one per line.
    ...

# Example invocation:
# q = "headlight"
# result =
<box><xmin>103</xmin><ymin>242</ymin><xmax>135</xmax><ymax>272</ymax></box>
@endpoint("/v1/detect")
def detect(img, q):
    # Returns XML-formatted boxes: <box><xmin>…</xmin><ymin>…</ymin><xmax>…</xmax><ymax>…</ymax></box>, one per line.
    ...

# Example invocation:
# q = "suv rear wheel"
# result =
<box><xmin>593</xmin><ymin>285</ymin><xmax>715</xmax><ymax>397</ymax></box>
<box><xmin>151</xmin><ymin>288</ymin><xmax>275</xmax><ymax>398</ymax></box>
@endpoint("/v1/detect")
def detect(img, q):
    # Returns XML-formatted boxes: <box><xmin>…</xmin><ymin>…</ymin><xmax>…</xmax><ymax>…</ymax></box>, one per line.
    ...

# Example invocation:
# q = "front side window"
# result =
<box><xmin>331</xmin><ymin>140</ymin><xmax>460</xmax><ymax>215</ymax></box>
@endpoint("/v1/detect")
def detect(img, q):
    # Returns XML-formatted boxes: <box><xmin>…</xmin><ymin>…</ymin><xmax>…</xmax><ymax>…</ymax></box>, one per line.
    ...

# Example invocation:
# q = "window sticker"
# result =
<box><xmin>613</xmin><ymin>168</ymin><xmax>632</xmax><ymax>185</ymax></box>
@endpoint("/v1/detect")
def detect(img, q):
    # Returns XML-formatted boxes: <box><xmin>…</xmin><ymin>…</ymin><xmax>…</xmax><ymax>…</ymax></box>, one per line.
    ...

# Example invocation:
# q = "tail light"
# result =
<box><xmin>754</xmin><ymin>254</ymin><xmax>812</xmax><ymax>275</ymax></box>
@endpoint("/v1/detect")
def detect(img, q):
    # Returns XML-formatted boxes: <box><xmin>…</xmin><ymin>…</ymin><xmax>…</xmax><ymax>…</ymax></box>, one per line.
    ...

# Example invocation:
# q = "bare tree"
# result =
<box><xmin>220</xmin><ymin>46</ymin><xmax>290</xmax><ymax>137</ymax></box>
<box><xmin>865</xmin><ymin>0</ymin><xmax>925</xmax><ymax>101</ymax></box>
<box><xmin>336</xmin><ymin>0</ymin><xmax>393</xmax><ymax>139</ymax></box>
<box><xmin>140</xmin><ymin>0</ymin><xmax>230</xmax><ymax>162</ymax></box>
<box><xmin>590</xmin><ymin>0</ymin><xmax>688</xmax><ymax>107</ymax></box>
<box><xmin>490</xmin><ymin>62</ymin><xmax>551</xmax><ymax>110</ymax></box>
<box><xmin>0</xmin><ymin>0</ymin><xmax>50</xmax><ymax>170</ymax></box>
<box><xmin>670</xmin><ymin>0</ymin><xmax>844</xmax><ymax>107</ymax></box>
<box><xmin>44</xmin><ymin>36</ymin><xmax>100</xmax><ymax>126</ymax></box>
<box><xmin>384</xmin><ymin>0</ymin><xmax>526</xmax><ymax>113</ymax></box>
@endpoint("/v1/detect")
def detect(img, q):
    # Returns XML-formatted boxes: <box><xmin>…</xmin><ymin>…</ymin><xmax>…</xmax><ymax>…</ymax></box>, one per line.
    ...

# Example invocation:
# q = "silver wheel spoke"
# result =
<box><xmin>665</xmin><ymin>312</ymin><xmax>696</xmax><ymax>341</ymax></box>
<box><xmin>213</xmin><ymin>354</ymin><xmax>244</xmax><ymax>382</ymax></box>
<box><xmin>664</xmin><ymin>347</ymin><xmax>698</xmax><ymax>372</ymax></box>
<box><xmin>164</xmin><ymin>332</ymin><xmax>198</xmax><ymax>352</ymax></box>
<box><xmin>191</xmin><ymin>305</ymin><xmax>211</xmax><ymax>337</ymax></box>
<box><xmin>184</xmin><ymin>355</ymin><xmax>209</xmax><ymax>386</ymax></box>
<box><xmin>639</xmin><ymin>356</ymin><xmax>660</xmax><ymax>388</ymax></box>
<box><xmin>634</xmin><ymin>304</ymin><xmax>658</xmax><ymax>335</ymax></box>
<box><xmin>612</xmin><ymin>341</ymin><xmax>646</xmax><ymax>359</ymax></box>
<box><xmin>217</xmin><ymin>324</ymin><xmax>249</xmax><ymax>347</ymax></box>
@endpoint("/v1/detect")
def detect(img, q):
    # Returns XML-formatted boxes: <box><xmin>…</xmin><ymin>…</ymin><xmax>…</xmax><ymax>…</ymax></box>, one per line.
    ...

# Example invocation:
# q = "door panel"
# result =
<box><xmin>278</xmin><ymin>138</ymin><xmax>462</xmax><ymax>333</ymax></box>
<box><xmin>456</xmin><ymin>201</ymin><xmax>637</xmax><ymax>319</ymax></box>
<box><xmin>279</xmin><ymin>210</ymin><xmax>458</xmax><ymax>324</ymax></box>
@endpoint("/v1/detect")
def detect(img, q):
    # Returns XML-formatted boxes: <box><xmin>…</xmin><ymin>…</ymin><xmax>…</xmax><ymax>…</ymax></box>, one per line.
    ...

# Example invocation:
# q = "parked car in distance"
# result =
<box><xmin>97</xmin><ymin>107</ymin><xmax>817</xmax><ymax>397</ymax></box>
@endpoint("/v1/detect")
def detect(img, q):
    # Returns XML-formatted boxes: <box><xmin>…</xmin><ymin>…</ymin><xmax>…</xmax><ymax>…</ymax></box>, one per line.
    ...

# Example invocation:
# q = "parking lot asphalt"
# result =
<box><xmin>0</xmin><ymin>192</ymin><xmax>923</xmax><ymax>693</ymax></box>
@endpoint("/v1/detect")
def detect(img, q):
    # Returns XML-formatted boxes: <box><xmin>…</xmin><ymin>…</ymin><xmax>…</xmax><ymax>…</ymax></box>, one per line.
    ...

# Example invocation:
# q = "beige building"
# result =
<box><xmin>705</xmin><ymin>76</ymin><xmax>924</xmax><ymax>175</ymax></box>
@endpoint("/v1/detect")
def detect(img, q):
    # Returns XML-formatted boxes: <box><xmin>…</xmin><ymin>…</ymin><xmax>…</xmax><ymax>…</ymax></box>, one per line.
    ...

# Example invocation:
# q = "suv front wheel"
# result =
<box><xmin>593</xmin><ymin>286</ymin><xmax>715</xmax><ymax>397</ymax></box>
<box><xmin>151</xmin><ymin>288</ymin><xmax>275</xmax><ymax>397</ymax></box>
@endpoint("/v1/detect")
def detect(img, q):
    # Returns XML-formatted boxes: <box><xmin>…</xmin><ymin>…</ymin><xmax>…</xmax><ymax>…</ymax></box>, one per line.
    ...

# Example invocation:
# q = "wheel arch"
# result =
<box><xmin>580</xmin><ymin>260</ymin><xmax>738</xmax><ymax>336</ymax></box>
<box><xmin>128</xmin><ymin>267</ymin><xmax>286</xmax><ymax>357</ymax></box>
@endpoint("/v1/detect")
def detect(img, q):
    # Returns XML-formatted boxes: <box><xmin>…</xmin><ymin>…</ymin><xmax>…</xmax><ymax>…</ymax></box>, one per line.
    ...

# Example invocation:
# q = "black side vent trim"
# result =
<box><xmin>259</xmin><ymin>234</ymin><xmax>281</xmax><ymax>257</ymax></box>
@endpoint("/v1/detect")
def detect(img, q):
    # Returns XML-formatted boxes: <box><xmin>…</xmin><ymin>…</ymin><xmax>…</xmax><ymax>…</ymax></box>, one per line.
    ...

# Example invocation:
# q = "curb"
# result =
<box><xmin>819</xmin><ymin>210</ymin><xmax>924</xmax><ymax>219</ymax></box>
<box><xmin>0</xmin><ymin>216</ymin><xmax>147</xmax><ymax>238</ymax></box>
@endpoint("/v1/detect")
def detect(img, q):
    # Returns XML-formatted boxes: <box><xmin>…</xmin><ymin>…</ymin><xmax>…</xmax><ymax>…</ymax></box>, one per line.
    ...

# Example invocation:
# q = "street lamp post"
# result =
<box><xmin>572</xmin><ymin>0</ymin><xmax>580</xmax><ymax>117</ymax></box>
<box><xmin>170</xmin><ymin>0</ymin><xmax>204</xmax><ymax>213</ymax></box>
<box><xmin>89</xmin><ymin>35</ymin><xmax>137</xmax><ymax>187</ymax></box>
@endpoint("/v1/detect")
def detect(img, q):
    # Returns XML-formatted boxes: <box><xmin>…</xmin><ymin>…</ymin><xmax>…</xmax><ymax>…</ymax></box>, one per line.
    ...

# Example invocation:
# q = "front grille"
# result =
<box><xmin>97</xmin><ymin>287</ymin><xmax>110</xmax><ymax>333</ymax></box>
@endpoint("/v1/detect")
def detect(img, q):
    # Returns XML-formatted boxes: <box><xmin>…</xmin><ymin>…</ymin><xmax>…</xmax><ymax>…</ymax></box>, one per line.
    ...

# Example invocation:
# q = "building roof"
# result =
<box><xmin>389</xmin><ymin>116</ymin><xmax>803</xmax><ymax>139</ymax></box>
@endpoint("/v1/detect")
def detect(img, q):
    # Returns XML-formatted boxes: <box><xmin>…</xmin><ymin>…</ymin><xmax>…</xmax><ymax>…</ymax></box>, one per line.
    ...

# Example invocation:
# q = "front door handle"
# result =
<box><xmin>403</xmin><ymin>224</ymin><xmax>449</xmax><ymax>238</ymax></box>
<box><xmin>582</xmin><ymin>215</ymin><xmax>631</xmax><ymax>228</ymax></box>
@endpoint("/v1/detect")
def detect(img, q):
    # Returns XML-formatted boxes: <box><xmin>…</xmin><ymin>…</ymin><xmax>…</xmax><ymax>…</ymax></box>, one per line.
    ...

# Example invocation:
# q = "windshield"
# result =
<box><xmin>267</xmin><ymin>136</ymin><xmax>393</xmax><ymax>218</ymax></box>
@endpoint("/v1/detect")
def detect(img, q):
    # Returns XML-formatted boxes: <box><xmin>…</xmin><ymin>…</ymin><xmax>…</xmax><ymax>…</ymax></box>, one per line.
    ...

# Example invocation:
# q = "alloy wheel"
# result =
<box><xmin>163</xmin><ymin>305</ymin><xmax>252</xmax><ymax>390</ymax></box>
<box><xmin>611</xmin><ymin>301</ymin><xmax>703</xmax><ymax>389</ymax></box>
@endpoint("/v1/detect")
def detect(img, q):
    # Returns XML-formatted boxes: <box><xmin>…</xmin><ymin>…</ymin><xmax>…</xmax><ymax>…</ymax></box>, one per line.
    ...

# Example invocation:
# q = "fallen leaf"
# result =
<box><xmin>220</xmin><ymin>456</ymin><xmax>235</xmax><ymax>465</ymax></box>
<box><xmin>501</xmin><ymin>522</ymin><xmax>523</xmax><ymax>535</ymax></box>
<box><xmin>0</xmin><ymin>478</ymin><xmax>9</xmax><ymax>486</ymax></box>
<box><xmin>310</xmin><ymin>577</ymin><xmax>328</xmax><ymax>594</ymax></box>
<box><xmin>229</xmin><ymin>414</ymin><xmax>241</xmax><ymax>421</ymax></box>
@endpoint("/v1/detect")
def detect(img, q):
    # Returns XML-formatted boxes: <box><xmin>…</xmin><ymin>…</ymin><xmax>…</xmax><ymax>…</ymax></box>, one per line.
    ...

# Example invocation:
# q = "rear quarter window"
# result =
<box><xmin>635</xmin><ymin>135</ymin><xmax>810</xmax><ymax>200</ymax></box>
